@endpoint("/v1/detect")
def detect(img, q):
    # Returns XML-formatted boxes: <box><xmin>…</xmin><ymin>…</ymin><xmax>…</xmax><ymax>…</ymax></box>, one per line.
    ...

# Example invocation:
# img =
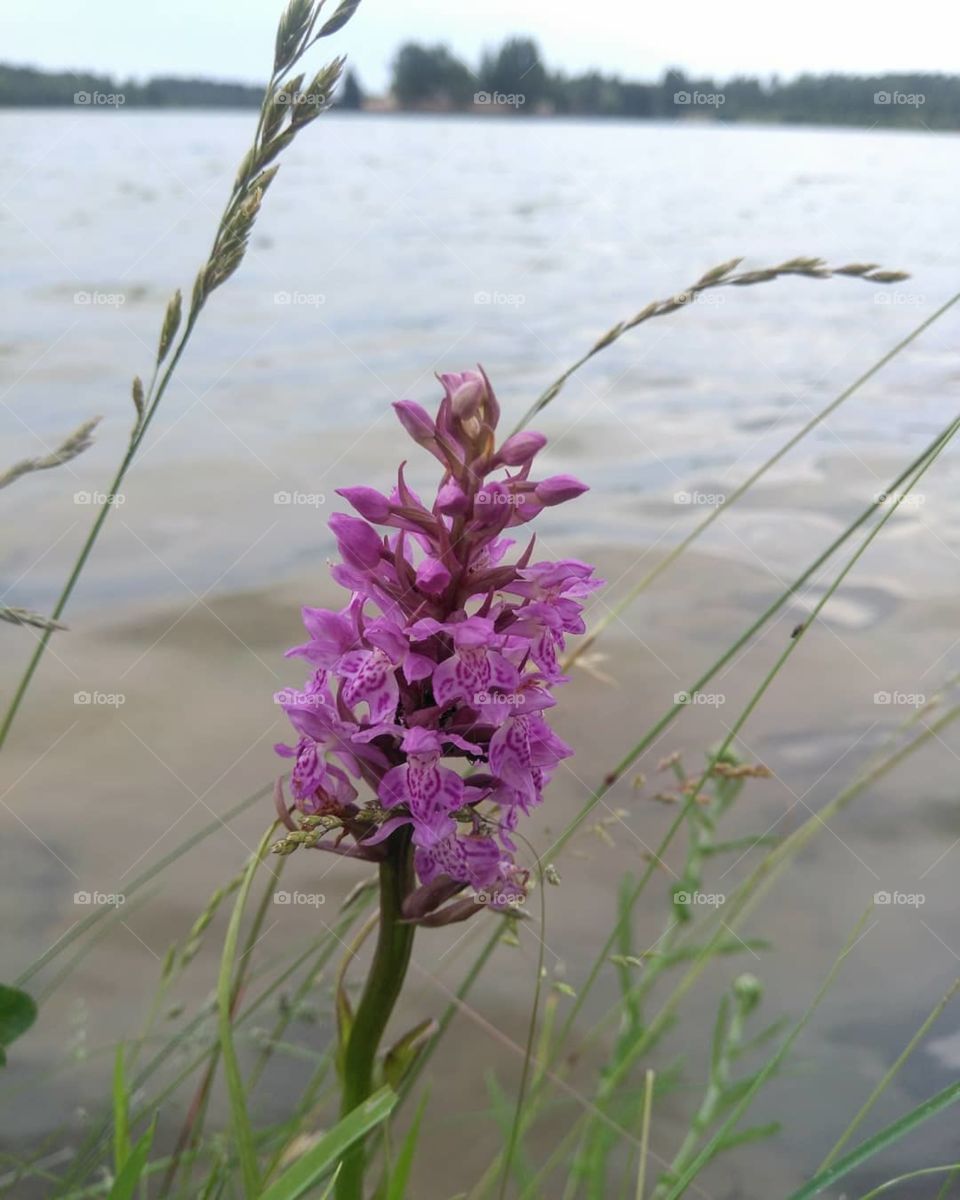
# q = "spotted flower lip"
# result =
<box><xmin>274</xmin><ymin>367</ymin><xmax>601</xmax><ymax>915</ymax></box>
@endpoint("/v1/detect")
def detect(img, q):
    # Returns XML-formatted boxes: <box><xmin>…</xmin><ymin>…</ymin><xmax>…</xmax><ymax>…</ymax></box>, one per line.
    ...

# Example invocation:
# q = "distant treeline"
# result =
<box><xmin>0</xmin><ymin>64</ymin><xmax>264</xmax><ymax>108</ymax></box>
<box><xmin>2</xmin><ymin>42</ymin><xmax>959</xmax><ymax>129</ymax></box>
<box><xmin>389</xmin><ymin>38</ymin><xmax>959</xmax><ymax>128</ymax></box>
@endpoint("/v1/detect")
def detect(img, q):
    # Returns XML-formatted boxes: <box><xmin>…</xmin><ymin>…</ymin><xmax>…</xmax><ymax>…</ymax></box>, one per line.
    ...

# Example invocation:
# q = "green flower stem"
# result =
<box><xmin>336</xmin><ymin>832</ymin><xmax>415</xmax><ymax>1200</ymax></box>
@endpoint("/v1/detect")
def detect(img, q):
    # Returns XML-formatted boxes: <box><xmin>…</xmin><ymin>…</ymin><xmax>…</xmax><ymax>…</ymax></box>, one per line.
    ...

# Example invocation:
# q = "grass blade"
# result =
<box><xmin>217</xmin><ymin>827</ymin><xmax>275</xmax><ymax>1197</ymax></box>
<box><xmin>635</xmin><ymin>1069</ymin><xmax>654</xmax><ymax>1200</ymax></box>
<box><xmin>817</xmin><ymin>977</ymin><xmax>960</xmax><ymax>1172</ymax></box>
<box><xmin>106</xmin><ymin>1116</ymin><xmax>156</xmax><ymax>1200</ymax></box>
<box><xmin>260</xmin><ymin>1087</ymin><xmax>397</xmax><ymax>1200</ymax></box>
<box><xmin>112</xmin><ymin>1045</ymin><xmax>131</xmax><ymax>1175</ymax></box>
<box><xmin>787</xmin><ymin>1082</ymin><xmax>960</xmax><ymax>1200</ymax></box>
<box><xmin>385</xmin><ymin>1091</ymin><xmax>429</xmax><ymax>1200</ymax></box>
<box><xmin>861</xmin><ymin>1164</ymin><xmax>960</xmax><ymax>1199</ymax></box>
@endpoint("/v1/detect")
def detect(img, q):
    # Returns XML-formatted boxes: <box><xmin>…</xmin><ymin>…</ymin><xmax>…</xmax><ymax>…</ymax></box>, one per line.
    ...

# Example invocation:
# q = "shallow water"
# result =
<box><xmin>2</xmin><ymin>111</ymin><xmax>960</xmax><ymax>1196</ymax></box>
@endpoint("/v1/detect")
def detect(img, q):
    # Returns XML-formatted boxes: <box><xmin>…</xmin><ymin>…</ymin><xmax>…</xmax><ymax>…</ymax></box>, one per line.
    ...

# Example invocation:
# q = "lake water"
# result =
<box><xmin>2</xmin><ymin>111</ymin><xmax>960</xmax><ymax>1197</ymax></box>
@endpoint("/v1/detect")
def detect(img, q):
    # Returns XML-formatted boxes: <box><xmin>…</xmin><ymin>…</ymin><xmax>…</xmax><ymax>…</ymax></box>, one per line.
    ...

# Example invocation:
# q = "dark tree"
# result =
<box><xmin>338</xmin><ymin>68</ymin><xmax>364</xmax><ymax>110</ymax></box>
<box><xmin>479</xmin><ymin>37</ymin><xmax>547</xmax><ymax>106</ymax></box>
<box><xmin>391</xmin><ymin>43</ymin><xmax>473</xmax><ymax>108</ymax></box>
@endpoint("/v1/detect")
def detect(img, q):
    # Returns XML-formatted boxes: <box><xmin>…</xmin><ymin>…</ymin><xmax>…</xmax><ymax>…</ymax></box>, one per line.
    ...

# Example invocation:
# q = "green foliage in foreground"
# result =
<box><xmin>0</xmin><ymin>985</ymin><xmax>36</xmax><ymax>1068</ymax></box>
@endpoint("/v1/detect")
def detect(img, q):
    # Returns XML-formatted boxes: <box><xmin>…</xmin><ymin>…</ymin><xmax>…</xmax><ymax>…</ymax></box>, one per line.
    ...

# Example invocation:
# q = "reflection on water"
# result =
<box><xmin>1</xmin><ymin>111</ymin><xmax>959</xmax><ymax>1196</ymax></box>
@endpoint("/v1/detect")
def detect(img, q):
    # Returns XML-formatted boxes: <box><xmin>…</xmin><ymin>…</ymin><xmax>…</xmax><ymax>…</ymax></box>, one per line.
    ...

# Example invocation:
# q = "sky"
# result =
<box><xmin>3</xmin><ymin>0</ymin><xmax>959</xmax><ymax>91</ymax></box>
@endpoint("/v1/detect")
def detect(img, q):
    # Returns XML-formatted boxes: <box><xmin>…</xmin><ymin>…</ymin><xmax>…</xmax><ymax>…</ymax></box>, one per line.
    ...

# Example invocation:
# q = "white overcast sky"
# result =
<box><xmin>3</xmin><ymin>0</ymin><xmax>958</xmax><ymax>90</ymax></box>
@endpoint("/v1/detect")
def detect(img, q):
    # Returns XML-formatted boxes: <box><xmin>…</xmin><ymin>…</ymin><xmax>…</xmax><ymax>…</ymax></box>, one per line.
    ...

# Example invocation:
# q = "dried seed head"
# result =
<box><xmin>131</xmin><ymin>376</ymin><xmax>145</xmax><ymax>426</ymax></box>
<box><xmin>273</xmin><ymin>0</ymin><xmax>313</xmax><ymax>74</ymax></box>
<box><xmin>0</xmin><ymin>416</ymin><xmax>101</xmax><ymax>490</ymax></box>
<box><xmin>158</xmin><ymin>289</ymin><xmax>182</xmax><ymax>364</ymax></box>
<box><xmin>316</xmin><ymin>0</ymin><xmax>362</xmax><ymax>38</ymax></box>
<box><xmin>0</xmin><ymin>606</ymin><xmax>67</xmax><ymax>632</ymax></box>
<box><xmin>696</xmin><ymin>257</ymin><xmax>743</xmax><ymax>286</ymax></box>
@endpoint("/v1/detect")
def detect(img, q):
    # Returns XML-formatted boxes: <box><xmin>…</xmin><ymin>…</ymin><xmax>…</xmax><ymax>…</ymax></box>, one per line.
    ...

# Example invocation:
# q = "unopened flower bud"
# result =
<box><xmin>336</xmin><ymin>486</ymin><xmax>392</xmax><ymax>523</ymax></box>
<box><xmin>445</xmin><ymin>373</ymin><xmax>486</xmax><ymax>419</ymax></box>
<box><xmin>436</xmin><ymin>479</ymin><xmax>469</xmax><ymax>514</ymax></box>
<box><xmin>328</xmin><ymin>513</ymin><xmax>382</xmax><ymax>569</ymax></box>
<box><xmin>733</xmin><ymin>972</ymin><xmax>763</xmax><ymax>1014</ymax></box>
<box><xmin>416</xmin><ymin>556</ymin><xmax>451</xmax><ymax>596</ymax></box>
<box><xmin>393</xmin><ymin>400</ymin><xmax>437</xmax><ymax>445</ymax></box>
<box><xmin>495</xmin><ymin>431</ymin><xmax>546</xmax><ymax>467</ymax></box>
<box><xmin>535</xmin><ymin>474</ymin><xmax>589</xmax><ymax>506</ymax></box>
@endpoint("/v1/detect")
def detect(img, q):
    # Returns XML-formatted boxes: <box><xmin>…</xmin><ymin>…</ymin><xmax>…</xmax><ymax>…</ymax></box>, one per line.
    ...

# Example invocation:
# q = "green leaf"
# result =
<box><xmin>382</xmin><ymin>1018</ymin><xmax>437</xmax><ymax>1091</ymax></box>
<box><xmin>112</xmin><ymin>1044</ymin><xmax>131</xmax><ymax>1174</ymax></box>
<box><xmin>702</xmin><ymin>835</ymin><xmax>781</xmax><ymax>855</ymax></box>
<box><xmin>713</xmin><ymin>1122</ymin><xmax>781</xmax><ymax>1152</ymax></box>
<box><xmin>709</xmin><ymin>995</ymin><xmax>730</xmax><ymax>1082</ymax></box>
<box><xmin>648</xmin><ymin>937</ymin><xmax>772</xmax><ymax>965</ymax></box>
<box><xmin>385</xmin><ymin>1092</ymin><xmax>428</xmax><ymax>1200</ymax></box>
<box><xmin>335</xmin><ymin>976</ymin><xmax>353</xmax><ymax>1082</ymax></box>
<box><xmin>786</xmin><ymin>1079</ymin><xmax>960</xmax><ymax>1199</ymax></box>
<box><xmin>260</xmin><ymin>1086</ymin><xmax>397</xmax><ymax>1200</ymax></box>
<box><xmin>107</xmin><ymin>1115</ymin><xmax>156</xmax><ymax>1200</ymax></box>
<box><xmin>0</xmin><ymin>984</ymin><xmax>37</xmax><ymax>1065</ymax></box>
<box><xmin>217</xmin><ymin>832</ymin><xmax>274</xmax><ymax>1197</ymax></box>
<box><xmin>717</xmin><ymin>1073</ymin><xmax>767</xmax><ymax>1111</ymax></box>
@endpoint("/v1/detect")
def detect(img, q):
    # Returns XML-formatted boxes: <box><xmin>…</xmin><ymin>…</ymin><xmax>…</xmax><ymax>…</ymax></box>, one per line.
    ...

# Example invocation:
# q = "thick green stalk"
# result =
<box><xmin>336</xmin><ymin>834</ymin><xmax>415</xmax><ymax>1200</ymax></box>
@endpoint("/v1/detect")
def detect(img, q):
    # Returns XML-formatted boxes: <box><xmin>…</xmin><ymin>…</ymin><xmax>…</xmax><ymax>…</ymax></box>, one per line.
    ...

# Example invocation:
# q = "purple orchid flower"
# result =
<box><xmin>273</xmin><ymin>367</ymin><xmax>601</xmax><ymax>917</ymax></box>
